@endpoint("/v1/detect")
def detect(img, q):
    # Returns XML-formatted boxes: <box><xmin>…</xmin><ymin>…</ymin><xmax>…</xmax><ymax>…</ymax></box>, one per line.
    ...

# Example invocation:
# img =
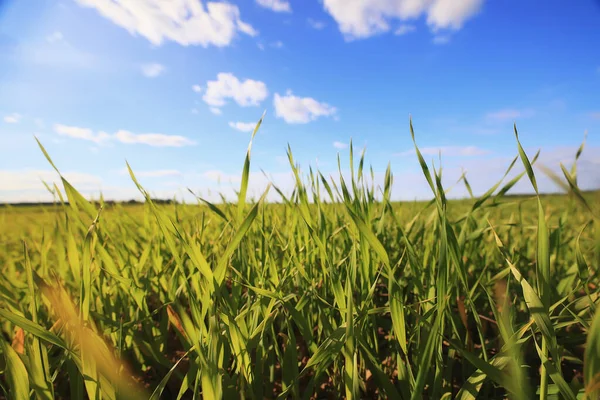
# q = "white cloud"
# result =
<box><xmin>256</xmin><ymin>0</ymin><xmax>291</xmax><ymax>13</ymax></box>
<box><xmin>46</xmin><ymin>31</ymin><xmax>64</xmax><ymax>43</ymax></box>
<box><xmin>307</xmin><ymin>18</ymin><xmax>326</xmax><ymax>30</ymax></box>
<box><xmin>486</xmin><ymin>108</ymin><xmax>535</xmax><ymax>121</ymax></box>
<box><xmin>141</xmin><ymin>63</ymin><xmax>165</xmax><ymax>78</ymax></box>
<box><xmin>203</xmin><ymin>73</ymin><xmax>268</xmax><ymax>110</ymax></box>
<box><xmin>229</xmin><ymin>121</ymin><xmax>257</xmax><ymax>132</ymax></box>
<box><xmin>270</xmin><ymin>40</ymin><xmax>284</xmax><ymax>48</ymax></box>
<box><xmin>209</xmin><ymin>107</ymin><xmax>223</xmax><ymax>115</ymax></box>
<box><xmin>237</xmin><ymin>20</ymin><xmax>258</xmax><ymax>37</ymax></box>
<box><xmin>397</xmin><ymin>146</ymin><xmax>490</xmax><ymax>157</ymax></box>
<box><xmin>192</xmin><ymin>84</ymin><xmax>202</xmax><ymax>93</ymax></box>
<box><xmin>395</xmin><ymin>24</ymin><xmax>416</xmax><ymax>35</ymax></box>
<box><xmin>274</xmin><ymin>90</ymin><xmax>337</xmax><ymax>124</ymax></box>
<box><xmin>114</xmin><ymin>130</ymin><xmax>195</xmax><ymax>147</ymax></box>
<box><xmin>333</xmin><ymin>141</ymin><xmax>348</xmax><ymax>149</ymax></box>
<box><xmin>54</xmin><ymin>124</ymin><xmax>196</xmax><ymax>147</ymax></box>
<box><xmin>3</xmin><ymin>113</ymin><xmax>22</xmax><ymax>124</ymax></box>
<box><xmin>432</xmin><ymin>35</ymin><xmax>450</xmax><ymax>44</ymax></box>
<box><xmin>322</xmin><ymin>0</ymin><xmax>483</xmax><ymax>40</ymax></box>
<box><xmin>54</xmin><ymin>124</ymin><xmax>111</xmax><ymax>144</ymax></box>
<box><xmin>427</xmin><ymin>0</ymin><xmax>483</xmax><ymax>31</ymax></box>
<box><xmin>73</xmin><ymin>0</ymin><xmax>257</xmax><ymax>47</ymax></box>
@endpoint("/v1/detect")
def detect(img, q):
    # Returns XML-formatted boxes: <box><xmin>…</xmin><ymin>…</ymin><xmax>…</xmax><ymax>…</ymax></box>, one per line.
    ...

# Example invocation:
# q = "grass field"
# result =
<box><xmin>1</xmin><ymin>122</ymin><xmax>600</xmax><ymax>399</ymax></box>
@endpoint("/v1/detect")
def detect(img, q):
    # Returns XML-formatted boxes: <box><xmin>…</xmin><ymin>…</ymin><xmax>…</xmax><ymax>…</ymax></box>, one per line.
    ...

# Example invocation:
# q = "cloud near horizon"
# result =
<box><xmin>397</xmin><ymin>145</ymin><xmax>491</xmax><ymax>157</ymax></box>
<box><xmin>2</xmin><ymin>144</ymin><xmax>598</xmax><ymax>204</ymax></box>
<box><xmin>54</xmin><ymin>124</ymin><xmax>196</xmax><ymax>147</ymax></box>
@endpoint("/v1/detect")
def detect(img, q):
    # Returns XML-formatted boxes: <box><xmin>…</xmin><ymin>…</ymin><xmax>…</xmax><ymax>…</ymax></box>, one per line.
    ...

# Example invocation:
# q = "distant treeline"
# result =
<box><xmin>0</xmin><ymin>199</ymin><xmax>176</xmax><ymax>208</ymax></box>
<box><xmin>1</xmin><ymin>189</ymin><xmax>599</xmax><ymax>208</ymax></box>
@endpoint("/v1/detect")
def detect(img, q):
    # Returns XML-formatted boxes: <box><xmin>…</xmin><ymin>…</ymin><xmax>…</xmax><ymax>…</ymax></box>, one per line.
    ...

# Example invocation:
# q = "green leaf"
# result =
<box><xmin>514</xmin><ymin>124</ymin><xmax>539</xmax><ymax>194</ymax></box>
<box><xmin>345</xmin><ymin>206</ymin><xmax>390</xmax><ymax>269</ymax></box>
<box><xmin>584</xmin><ymin>305</ymin><xmax>600</xmax><ymax>398</ymax></box>
<box><xmin>1</xmin><ymin>341</ymin><xmax>30</xmax><ymax>400</ymax></box>
<box><xmin>215</xmin><ymin>186</ymin><xmax>269</xmax><ymax>285</ymax></box>
<box><xmin>0</xmin><ymin>309</ymin><xmax>69</xmax><ymax>352</ymax></box>
<box><xmin>149</xmin><ymin>345</ymin><xmax>197</xmax><ymax>400</ymax></box>
<box><xmin>23</xmin><ymin>243</ymin><xmax>54</xmax><ymax>400</ymax></box>
<box><xmin>238</xmin><ymin>111</ymin><xmax>265</xmax><ymax>222</ymax></box>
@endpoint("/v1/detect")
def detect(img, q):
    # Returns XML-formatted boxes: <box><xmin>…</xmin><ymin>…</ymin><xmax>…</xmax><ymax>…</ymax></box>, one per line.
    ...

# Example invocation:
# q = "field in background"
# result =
<box><xmin>2</xmin><ymin>192</ymin><xmax>598</xmax><ymax>251</ymax></box>
<box><xmin>1</xmin><ymin>123</ymin><xmax>600</xmax><ymax>399</ymax></box>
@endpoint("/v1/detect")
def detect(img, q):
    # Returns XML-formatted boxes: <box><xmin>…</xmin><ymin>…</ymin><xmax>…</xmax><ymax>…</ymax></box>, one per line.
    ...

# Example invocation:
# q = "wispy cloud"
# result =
<box><xmin>209</xmin><ymin>107</ymin><xmax>223</xmax><ymax>115</ymax></box>
<box><xmin>114</xmin><ymin>131</ymin><xmax>194</xmax><ymax>147</ymax></box>
<box><xmin>3</xmin><ymin>113</ymin><xmax>22</xmax><ymax>124</ymax></box>
<box><xmin>202</xmin><ymin>169</ymin><xmax>242</xmax><ymax>183</ymax></box>
<box><xmin>141</xmin><ymin>63</ymin><xmax>165</xmax><ymax>78</ymax></box>
<box><xmin>333</xmin><ymin>141</ymin><xmax>348</xmax><ymax>149</ymax></box>
<box><xmin>1</xmin><ymin>169</ymin><xmax>102</xmax><ymax>192</ymax></box>
<box><xmin>397</xmin><ymin>146</ymin><xmax>490</xmax><ymax>157</ymax></box>
<box><xmin>486</xmin><ymin>108</ymin><xmax>535</xmax><ymax>121</ymax></box>
<box><xmin>18</xmin><ymin>37</ymin><xmax>98</xmax><ymax>70</ymax></box>
<box><xmin>46</xmin><ymin>31</ymin><xmax>64</xmax><ymax>43</ymax></box>
<box><xmin>270</xmin><ymin>40</ymin><xmax>284</xmax><ymax>49</ymax></box>
<box><xmin>229</xmin><ymin>121</ymin><xmax>257</xmax><ymax>132</ymax></box>
<box><xmin>395</xmin><ymin>24</ymin><xmax>416</xmax><ymax>35</ymax></box>
<box><xmin>470</xmin><ymin>128</ymin><xmax>500</xmax><ymax>135</ymax></box>
<box><xmin>432</xmin><ymin>35</ymin><xmax>450</xmax><ymax>45</ymax></box>
<box><xmin>307</xmin><ymin>18</ymin><xmax>326</xmax><ymax>30</ymax></box>
<box><xmin>274</xmin><ymin>90</ymin><xmax>337</xmax><ymax>124</ymax></box>
<box><xmin>119</xmin><ymin>168</ymin><xmax>181</xmax><ymax>178</ymax></box>
<box><xmin>256</xmin><ymin>0</ymin><xmax>291</xmax><ymax>13</ymax></box>
<box><xmin>54</xmin><ymin>124</ymin><xmax>110</xmax><ymax>144</ymax></box>
<box><xmin>34</xmin><ymin>118</ymin><xmax>45</xmax><ymax>129</ymax></box>
<box><xmin>54</xmin><ymin>124</ymin><xmax>196</xmax><ymax>147</ymax></box>
<box><xmin>192</xmin><ymin>84</ymin><xmax>202</xmax><ymax>93</ymax></box>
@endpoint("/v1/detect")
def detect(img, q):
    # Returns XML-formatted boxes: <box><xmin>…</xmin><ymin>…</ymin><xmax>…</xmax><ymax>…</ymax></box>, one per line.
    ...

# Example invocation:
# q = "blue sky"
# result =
<box><xmin>1</xmin><ymin>0</ymin><xmax>599</xmax><ymax>203</ymax></box>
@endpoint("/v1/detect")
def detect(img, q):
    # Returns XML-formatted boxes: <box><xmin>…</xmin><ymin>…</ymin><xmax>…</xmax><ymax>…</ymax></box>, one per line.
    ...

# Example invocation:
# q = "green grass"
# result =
<box><xmin>0</xmin><ymin>120</ymin><xmax>599</xmax><ymax>399</ymax></box>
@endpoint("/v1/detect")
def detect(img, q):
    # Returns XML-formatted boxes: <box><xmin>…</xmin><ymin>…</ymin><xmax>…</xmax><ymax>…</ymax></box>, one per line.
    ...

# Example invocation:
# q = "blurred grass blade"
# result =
<box><xmin>585</xmin><ymin>305</ymin><xmax>600</xmax><ymax>398</ymax></box>
<box><xmin>1</xmin><ymin>340</ymin><xmax>30</xmax><ymax>400</ymax></box>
